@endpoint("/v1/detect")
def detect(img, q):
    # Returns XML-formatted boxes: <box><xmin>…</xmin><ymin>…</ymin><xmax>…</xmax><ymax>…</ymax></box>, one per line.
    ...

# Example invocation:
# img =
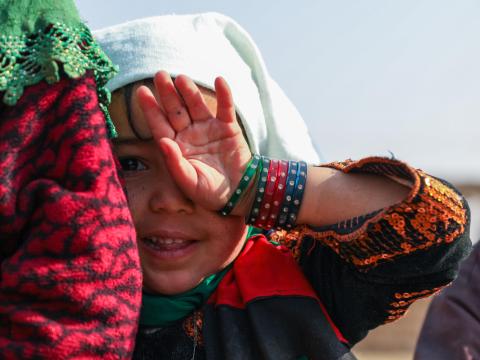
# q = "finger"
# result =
<box><xmin>136</xmin><ymin>85</ymin><xmax>175</xmax><ymax>140</ymax></box>
<box><xmin>214</xmin><ymin>77</ymin><xmax>236</xmax><ymax>123</ymax></box>
<box><xmin>174</xmin><ymin>75</ymin><xmax>213</xmax><ymax>121</ymax></box>
<box><xmin>153</xmin><ymin>71</ymin><xmax>191</xmax><ymax>132</ymax></box>
<box><xmin>158</xmin><ymin>138</ymin><xmax>198</xmax><ymax>199</ymax></box>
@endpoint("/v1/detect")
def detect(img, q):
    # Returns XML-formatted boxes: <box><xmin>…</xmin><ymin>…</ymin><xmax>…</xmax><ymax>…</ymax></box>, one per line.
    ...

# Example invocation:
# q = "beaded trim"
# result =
<box><xmin>0</xmin><ymin>22</ymin><xmax>118</xmax><ymax>138</ymax></box>
<box><xmin>385</xmin><ymin>286</ymin><xmax>444</xmax><ymax>323</ymax></box>
<box><xmin>300</xmin><ymin>159</ymin><xmax>468</xmax><ymax>269</ymax></box>
<box><xmin>183</xmin><ymin>310</ymin><xmax>204</xmax><ymax>346</ymax></box>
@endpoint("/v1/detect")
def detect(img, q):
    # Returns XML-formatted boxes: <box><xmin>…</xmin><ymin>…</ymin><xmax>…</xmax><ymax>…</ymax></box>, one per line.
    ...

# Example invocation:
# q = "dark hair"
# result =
<box><xmin>122</xmin><ymin>78</ymin><xmax>154</xmax><ymax>140</ymax></box>
<box><xmin>115</xmin><ymin>78</ymin><xmax>250</xmax><ymax>145</ymax></box>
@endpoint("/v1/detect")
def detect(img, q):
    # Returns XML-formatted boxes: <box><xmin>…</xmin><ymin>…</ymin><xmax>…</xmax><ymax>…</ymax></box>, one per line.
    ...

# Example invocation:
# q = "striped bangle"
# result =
<box><xmin>219</xmin><ymin>154</ymin><xmax>260</xmax><ymax>216</ymax></box>
<box><xmin>254</xmin><ymin>159</ymin><xmax>279</xmax><ymax>228</ymax></box>
<box><xmin>247</xmin><ymin>156</ymin><xmax>270</xmax><ymax>224</ymax></box>
<box><xmin>245</xmin><ymin>157</ymin><xmax>308</xmax><ymax>231</ymax></box>
<box><xmin>276</xmin><ymin>160</ymin><xmax>299</xmax><ymax>228</ymax></box>
<box><xmin>285</xmin><ymin>161</ymin><xmax>308</xmax><ymax>229</ymax></box>
<box><xmin>265</xmin><ymin>160</ymin><xmax>289</xmax><ymax>229</ymax></box>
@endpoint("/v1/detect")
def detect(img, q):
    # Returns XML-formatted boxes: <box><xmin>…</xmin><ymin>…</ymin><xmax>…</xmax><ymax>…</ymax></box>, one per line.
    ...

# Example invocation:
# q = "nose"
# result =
<box><xmin>148</xmin><ymin>179</ymin><xmax>195</xmax><ymax>215</ymax></box>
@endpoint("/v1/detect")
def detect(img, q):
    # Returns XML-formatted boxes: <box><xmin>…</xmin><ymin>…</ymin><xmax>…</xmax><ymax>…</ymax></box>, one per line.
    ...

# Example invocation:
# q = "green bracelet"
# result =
<box><xmin>219</xmin><ymin>154</ymin><xmax>261</xmax><ymax>216</ymax></box>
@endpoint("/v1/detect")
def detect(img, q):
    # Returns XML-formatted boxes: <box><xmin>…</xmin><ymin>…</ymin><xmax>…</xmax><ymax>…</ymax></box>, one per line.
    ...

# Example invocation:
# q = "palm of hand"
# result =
<box><xmin>174</xmin><ymin>117</ymin><xmax>251</xmax><ymax>209</ymax></box>
<box><xmin>137</xmin><ymin>71</ymin><xmax>251</xmax><ymax>211</ymax></box>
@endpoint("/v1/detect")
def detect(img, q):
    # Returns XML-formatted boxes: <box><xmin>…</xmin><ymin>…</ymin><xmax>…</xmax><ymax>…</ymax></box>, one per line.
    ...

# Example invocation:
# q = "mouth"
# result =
<box><xmin>140</xmin><ymin>235</ymin><xmax>198</xmax><ymax>261</ymax></box>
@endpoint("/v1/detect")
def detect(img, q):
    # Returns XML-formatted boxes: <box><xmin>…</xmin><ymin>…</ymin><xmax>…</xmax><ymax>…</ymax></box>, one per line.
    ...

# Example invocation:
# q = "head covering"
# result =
<box><xmin>94</xmin><ymin>12</ymin><xmax>320</xmax><ymax>163</ymax></box>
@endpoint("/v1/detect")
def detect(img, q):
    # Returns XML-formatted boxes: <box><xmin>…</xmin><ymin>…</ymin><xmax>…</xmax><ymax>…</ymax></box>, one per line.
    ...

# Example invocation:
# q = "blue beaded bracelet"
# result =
<box><xmin>285</xmin><ymin>161</ymin><xmax>308</xmax><ymax>229</ymax></box>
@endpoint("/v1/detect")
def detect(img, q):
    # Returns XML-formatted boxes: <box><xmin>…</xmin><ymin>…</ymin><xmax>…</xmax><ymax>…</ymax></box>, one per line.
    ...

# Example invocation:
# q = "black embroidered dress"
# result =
<box><xmin>133</xmin><ymin>158</ymin><xmax>471</xmax><ymax>360</ymax></box>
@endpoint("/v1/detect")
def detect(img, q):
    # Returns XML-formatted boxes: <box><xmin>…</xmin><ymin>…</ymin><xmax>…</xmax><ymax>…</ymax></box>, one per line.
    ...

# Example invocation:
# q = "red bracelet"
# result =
<box><xmin>254</xmin><ymin>159</ymin><xmax>279</xmax><ymax>228</ymax></box>
<box><xmin>265</xmin><ymin>160</ymin><xmax>289</xmax><ymax>229</ymax></box>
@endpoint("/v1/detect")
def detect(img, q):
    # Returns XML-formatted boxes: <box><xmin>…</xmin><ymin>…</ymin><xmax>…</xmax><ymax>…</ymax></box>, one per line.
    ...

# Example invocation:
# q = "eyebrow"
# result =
<box><xmin>112</xmin><ymin>137</ymin><xmax>154</xmax><ymax>145</ymax></box>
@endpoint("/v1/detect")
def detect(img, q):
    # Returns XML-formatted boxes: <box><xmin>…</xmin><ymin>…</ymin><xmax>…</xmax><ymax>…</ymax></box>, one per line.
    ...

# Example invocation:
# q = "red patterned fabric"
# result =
<box><xmin>0</xmin><ymin>74</ymin><xmax>142</xmax><ymax>359</ymax></box>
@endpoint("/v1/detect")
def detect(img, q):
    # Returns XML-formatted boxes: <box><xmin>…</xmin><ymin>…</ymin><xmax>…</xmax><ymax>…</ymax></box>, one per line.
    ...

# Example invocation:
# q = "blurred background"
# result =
<box><xmin>77</xmin><ymin>1</ymin><xmax>479</xmax><ymax>358</ymax></box>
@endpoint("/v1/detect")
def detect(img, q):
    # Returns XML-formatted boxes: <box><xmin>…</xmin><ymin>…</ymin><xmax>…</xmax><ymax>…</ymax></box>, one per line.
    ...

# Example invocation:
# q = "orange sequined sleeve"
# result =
<box><xmin>270</xmin><ymin>157</ymin><xmax>472</xmax><ymax>345</ymax></box>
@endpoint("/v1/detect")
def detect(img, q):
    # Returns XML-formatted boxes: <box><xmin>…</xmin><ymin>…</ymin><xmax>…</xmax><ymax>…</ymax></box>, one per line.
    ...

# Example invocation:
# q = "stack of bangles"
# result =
<box><xmin>219</xmin><ymin>154</ymin><xmax>308</xmax><ymax>230</ymax></box>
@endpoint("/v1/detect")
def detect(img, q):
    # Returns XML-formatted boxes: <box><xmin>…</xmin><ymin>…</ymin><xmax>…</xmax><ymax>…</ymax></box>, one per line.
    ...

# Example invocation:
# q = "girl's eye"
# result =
<box><xmin>118</xmin><ymin>157</ymin><xmax>148</xmax><ymax>172</ymax></box>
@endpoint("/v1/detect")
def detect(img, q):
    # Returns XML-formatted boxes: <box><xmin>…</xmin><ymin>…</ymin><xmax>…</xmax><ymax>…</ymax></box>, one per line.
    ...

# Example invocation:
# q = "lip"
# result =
<box><xmin>142</xmin><ymin>229</ymin><xmax>196</xmax><ymax>241</ymax></box>
<box><xmin>139</xmin><ymin>230</ymin><xmax>198</xmax><ymax>262</ymax></box>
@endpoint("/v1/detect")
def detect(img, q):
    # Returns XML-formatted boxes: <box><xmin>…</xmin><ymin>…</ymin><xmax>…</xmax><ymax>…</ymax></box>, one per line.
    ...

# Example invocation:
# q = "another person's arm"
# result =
<box><xmin>414</xmin><ymin>241</ymin><xmax>480</xmax><ymax>360</ymax></box>
<box><xmin>0</xmin><ymin>1</ymin><xmax>142</xmax><ymax>358</ymax></box>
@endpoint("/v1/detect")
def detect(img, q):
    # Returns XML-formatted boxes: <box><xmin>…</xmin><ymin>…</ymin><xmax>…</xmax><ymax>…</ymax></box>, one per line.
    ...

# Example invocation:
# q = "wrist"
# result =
<box><xmin>230</xmin><ymin>175</ymin><xmax>257</xmax><ymax>217</ymax></box>
<box><xmin>244</xmin><ymin>157</ymin><xmax>307</xmax><ymax>231</ymax></box>
<box><xmin>218</xmin><ymin>154</ymin><xmax>258</xmax><ymax>216</ymax></box>
<box><xmin>219</xmin><ymin>155</ymin><xmax>308</xmax><ymax>231</ymax></box>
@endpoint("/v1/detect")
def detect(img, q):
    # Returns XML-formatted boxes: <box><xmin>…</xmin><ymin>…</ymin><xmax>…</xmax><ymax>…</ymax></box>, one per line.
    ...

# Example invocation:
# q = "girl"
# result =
<box><xmin>96</xmin><ymin>13</ymin><xmax>472</xmax><ymax>360</ymax></box>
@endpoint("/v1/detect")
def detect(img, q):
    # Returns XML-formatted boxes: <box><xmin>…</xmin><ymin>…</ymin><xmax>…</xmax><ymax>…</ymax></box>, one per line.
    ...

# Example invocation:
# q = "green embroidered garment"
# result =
<box><xmin>0</xmin><ymin>0</ymin><xmax>118</xmax><ymax>136</ymax></box>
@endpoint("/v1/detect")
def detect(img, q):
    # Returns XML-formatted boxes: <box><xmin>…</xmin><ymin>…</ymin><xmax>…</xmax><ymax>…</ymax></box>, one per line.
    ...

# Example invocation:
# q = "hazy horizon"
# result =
<box><xmin>77</xmin><ymin>0</ymin><xmax>479</xmax><ymax>184</ymax></box>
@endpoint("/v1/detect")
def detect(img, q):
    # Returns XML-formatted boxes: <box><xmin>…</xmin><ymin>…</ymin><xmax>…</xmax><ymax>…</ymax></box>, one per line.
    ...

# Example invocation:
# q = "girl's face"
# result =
<box><xmin>109</xmin><ymin>82</ymin><xmax>248</xmax><ymax>295</ymax></box>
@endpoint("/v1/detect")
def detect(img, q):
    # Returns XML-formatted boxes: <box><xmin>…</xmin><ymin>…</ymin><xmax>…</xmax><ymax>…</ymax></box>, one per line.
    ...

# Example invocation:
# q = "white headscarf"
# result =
<box><xmin>94</xmin><ymin>12</ymin><xmax>320</xmax><ymax>163</ymax></box>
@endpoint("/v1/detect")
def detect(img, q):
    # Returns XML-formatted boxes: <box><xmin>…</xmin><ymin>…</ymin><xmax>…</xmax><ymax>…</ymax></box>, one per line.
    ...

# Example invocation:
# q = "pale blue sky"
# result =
<box><xmin>77</xmin><ymin>0</ymin><xmax>479</xmax><ymax>183</ymax></box>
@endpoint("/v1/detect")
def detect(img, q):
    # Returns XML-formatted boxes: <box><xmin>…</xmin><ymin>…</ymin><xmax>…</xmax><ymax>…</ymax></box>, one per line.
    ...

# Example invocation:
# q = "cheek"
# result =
<box><xmin>208</xmin><ymin>216</ymin><xmax>248</xmax><ymax>262</ymax></box>
<box><xmin>124</xmin><ymin>179</ymin><xmax>148</xmax><ymax>224</ymax></box>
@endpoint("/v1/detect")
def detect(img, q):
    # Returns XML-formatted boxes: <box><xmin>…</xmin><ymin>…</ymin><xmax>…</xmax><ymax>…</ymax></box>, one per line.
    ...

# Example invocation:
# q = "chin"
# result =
<box><xmin>143</xmin><ymin>272</ymin><xmax>203</xmax><ymax>295</ymax></box>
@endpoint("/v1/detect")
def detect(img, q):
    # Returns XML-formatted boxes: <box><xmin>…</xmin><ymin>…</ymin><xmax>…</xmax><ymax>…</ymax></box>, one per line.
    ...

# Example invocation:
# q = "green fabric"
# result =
<box><xmin>0</xmin><ymin>0</ymin><xmax>80</xmax><ymax>36</ymax></box>
<box><xmin>0</xmin><ymin>0</ymin><xmax>118</xmax><ymax>137</ymax></box>
<box><xmin>246</xmin><ymin>225</ymin><xmax>263</xmax><ymax>238</ymax></box>
<box><xmin>140</xmin><ymin>226</ymin><xmax>263</xmax><ymax>327</ymax></box>
<box><xmin>140</xmin><ymin>265</ymin><xmax>232</xmax><ymax>327</ymax></box>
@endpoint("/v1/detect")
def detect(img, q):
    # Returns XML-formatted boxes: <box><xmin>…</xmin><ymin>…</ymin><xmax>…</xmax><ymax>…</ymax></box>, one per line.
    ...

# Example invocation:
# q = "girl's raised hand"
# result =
<box><xmin>136</xmin><ymin>71</ymin><xmax>252</xmax><ymax>213</ymax></box>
